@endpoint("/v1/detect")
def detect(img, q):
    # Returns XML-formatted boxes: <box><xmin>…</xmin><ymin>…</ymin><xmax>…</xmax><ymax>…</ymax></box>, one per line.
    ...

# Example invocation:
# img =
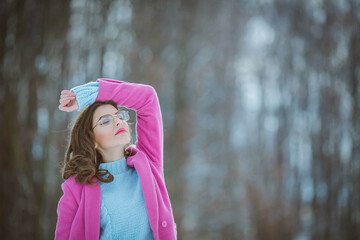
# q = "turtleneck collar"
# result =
<box><xmin>98</xmin><ymin>156</ymin><xmax>129</xmax><ymax>175</ymax></box>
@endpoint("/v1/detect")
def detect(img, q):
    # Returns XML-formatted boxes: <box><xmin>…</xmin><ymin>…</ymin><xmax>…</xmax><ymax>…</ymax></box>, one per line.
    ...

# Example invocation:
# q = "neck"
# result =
<box><xmin>100</xmin><ymin>146</ymin><xmax>125</xmax><ymax>163</ymax></box>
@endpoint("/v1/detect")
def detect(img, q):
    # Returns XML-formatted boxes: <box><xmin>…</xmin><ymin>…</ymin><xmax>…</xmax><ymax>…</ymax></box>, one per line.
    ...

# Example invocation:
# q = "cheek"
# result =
<box><xmin>94</xmin><ymin>130</ymin><xmax>114</xmax><ymax>146</ymax></box>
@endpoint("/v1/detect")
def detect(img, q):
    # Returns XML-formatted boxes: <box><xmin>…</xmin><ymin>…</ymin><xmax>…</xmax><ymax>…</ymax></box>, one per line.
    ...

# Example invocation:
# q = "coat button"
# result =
<box><xmin>162</xmin><ymin>220</ymin><xmax>168</xmax><ymax>228</ymax></box>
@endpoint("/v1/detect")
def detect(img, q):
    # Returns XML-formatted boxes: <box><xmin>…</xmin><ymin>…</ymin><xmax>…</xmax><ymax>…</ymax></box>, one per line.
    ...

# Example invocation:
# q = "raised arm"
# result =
<box><xmin>95</xmin><ymin>78</ymin><xmax>163</xmax><ymax>171</ymax></box>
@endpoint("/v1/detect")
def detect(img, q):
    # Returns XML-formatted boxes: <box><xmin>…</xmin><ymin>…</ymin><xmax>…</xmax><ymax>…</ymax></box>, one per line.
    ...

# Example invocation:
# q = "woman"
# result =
<box><xmin>55</xmin><ymin>78</ymin><xmax>177</xmax><ymax>240</ymax></box>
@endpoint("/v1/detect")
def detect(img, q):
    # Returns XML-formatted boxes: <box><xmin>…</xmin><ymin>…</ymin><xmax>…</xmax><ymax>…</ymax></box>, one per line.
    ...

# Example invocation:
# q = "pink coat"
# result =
<box><xmin>55</xmin><ymin>78</ymin><xmax>177</xmax><ymax>240</ymax></box>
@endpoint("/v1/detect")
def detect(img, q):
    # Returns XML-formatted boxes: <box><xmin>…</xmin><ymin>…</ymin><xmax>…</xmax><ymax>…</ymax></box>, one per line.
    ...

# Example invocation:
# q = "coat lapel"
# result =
<box><xmin>84</xmin><ymin>178</ymin><xmax>101</xmax><ymax>240</ymax></box>
<box><xmin>126</xmin><ymin>147</ymin><xmax>159</xmax><ymax>239</ymax></box>
<box><xmin>79</xmin><ymin>147</ymin><xmax>158</xmax><ymax>240</ymax></box>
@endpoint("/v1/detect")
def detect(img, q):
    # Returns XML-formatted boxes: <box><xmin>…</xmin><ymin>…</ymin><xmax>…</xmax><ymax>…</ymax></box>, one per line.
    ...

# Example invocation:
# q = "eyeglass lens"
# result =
<box><xmin>99</xmin><ymin>111</ymin><xmax>129</xmax><ymax>126</ymax></box>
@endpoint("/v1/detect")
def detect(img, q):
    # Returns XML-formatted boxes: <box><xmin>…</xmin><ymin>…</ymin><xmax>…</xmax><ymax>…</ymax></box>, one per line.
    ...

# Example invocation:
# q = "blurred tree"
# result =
<box><xmin>0</xmin><ymin>0</ymin><xmax>359</xmax><ymax>239</ymax></box>
<box><xmin>0</xmin><ymin>0</ymin><xmax>71</xmax><ymax>239</ymax></box>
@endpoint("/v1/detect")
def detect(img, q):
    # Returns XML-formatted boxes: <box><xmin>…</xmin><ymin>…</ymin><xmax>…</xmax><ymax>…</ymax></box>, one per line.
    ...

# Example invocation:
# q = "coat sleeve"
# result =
<box><xmin>95</xmin><ymin>78</ymin><xmax>164</xmax><ymax>172</ymax></box>
<box><xmin>54</xmin><ymin>181</ymin><xmax>78</xmax><ymax>239</ymax></box>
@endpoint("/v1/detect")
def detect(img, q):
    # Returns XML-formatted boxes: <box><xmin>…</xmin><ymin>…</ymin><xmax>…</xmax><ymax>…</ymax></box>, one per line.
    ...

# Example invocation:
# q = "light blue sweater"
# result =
<box><xmin>99</xmin><ymin>157</ymin><xmax>154</xmax><ymax>240</ymax></box>
<box><xmin>71</xmin><ymin>83</ymin><xmax>154</xmax><ymax>239</ymax></box>
<box><xmin>70</xmin><ymin>81</ymin><xmax>99</xmax><ymax>111</ymax></box>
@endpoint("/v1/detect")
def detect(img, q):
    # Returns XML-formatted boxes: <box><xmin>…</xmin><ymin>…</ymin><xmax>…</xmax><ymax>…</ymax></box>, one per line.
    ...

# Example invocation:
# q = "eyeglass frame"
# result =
<box><xmin>92</xmin><ymin>110</ymin><xmax>130</xmax><ymax>130</ymax></box>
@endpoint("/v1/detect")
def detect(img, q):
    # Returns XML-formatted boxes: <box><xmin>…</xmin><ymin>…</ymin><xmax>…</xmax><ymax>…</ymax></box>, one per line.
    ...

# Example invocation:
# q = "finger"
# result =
<box><xmin>61</xmin><ymin>90</ymin><xmax>75</xmax><ymax>95</ymax></box>
<box><xmin>60</xmin><ymin>96</ymin><xmax>75</xmax><ymax>101</ymax></box>
<box><xmin>60</xmin><ymin>92</ymin><xmax>75</xmax><ymax>98</ymax></box>
<box><xmin>59</xmin><ymin>104</ymin><xmax>70</xmax><ymax>112</ymax></box>
<box><xmin>59</xmin><ymin>96</ymin><xmax>75</xmax><ymax>104</ymax></box>
<box><xmin>61</xmin><ymin>90</ymin><xmax>72</xmax><ymax>94</ymax></box>
<box><xmin>59</xmin><ymin>99</ymin><xmax>70</xmax><ymax>106</ymax></box>
<box><xmin>58</xmin><ymin>104</ymin><xmax>67</xmax><ymax>111</ymax></box>
<box><xmin>65</xmin><ymin>95</ymin><xmax>76</xmax><ymax>99</ymax></box>
<box><xmin>59</xmin><ymin>98</ymin><xmax>68</xmax><ymax>104</ymax></box>
<box><xmin>60</xmin><ymin>92</ymin><xmax>75</xmax><ymax>99</ymax></box>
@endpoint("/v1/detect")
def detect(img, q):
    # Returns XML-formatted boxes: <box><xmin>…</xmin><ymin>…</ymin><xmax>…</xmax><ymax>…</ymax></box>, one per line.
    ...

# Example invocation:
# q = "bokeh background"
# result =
<box><xmin>1</xmin><ymin>0</ymin><xmax>359</xmax><ymax>239</ymax></box>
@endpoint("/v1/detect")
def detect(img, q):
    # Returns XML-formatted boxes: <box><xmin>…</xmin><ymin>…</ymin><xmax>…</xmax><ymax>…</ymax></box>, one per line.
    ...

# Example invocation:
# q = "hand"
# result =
<box><xmin>58</xmin><ymin>90</ymin><xmax>79</xmax><ymax>112</ymax></box>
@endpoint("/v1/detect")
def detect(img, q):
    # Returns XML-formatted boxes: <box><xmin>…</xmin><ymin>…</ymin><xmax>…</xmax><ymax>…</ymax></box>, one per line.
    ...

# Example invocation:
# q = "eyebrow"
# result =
<box><xmin>97</xmin><ymin>111</ymin><xmax>119</xmax><ymax>122</ymax></box>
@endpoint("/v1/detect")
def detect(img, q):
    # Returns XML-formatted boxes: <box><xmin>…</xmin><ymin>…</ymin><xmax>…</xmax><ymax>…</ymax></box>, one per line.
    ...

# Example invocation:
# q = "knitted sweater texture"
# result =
<box><xmin>98</xmin><ymin>157</ymin><xmax>154</xmax><ymax>239</ymax></box>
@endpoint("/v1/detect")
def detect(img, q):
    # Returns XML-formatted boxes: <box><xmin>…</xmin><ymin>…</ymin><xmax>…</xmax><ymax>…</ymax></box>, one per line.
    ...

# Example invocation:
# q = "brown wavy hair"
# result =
<box><xmin>59</xmin><ymin>100</ymin><xmax>134</xmax><ymax>186</ymax></box>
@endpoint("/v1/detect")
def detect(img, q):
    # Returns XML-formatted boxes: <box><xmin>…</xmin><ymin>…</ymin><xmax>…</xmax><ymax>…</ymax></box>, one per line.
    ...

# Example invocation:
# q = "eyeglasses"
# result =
<box><xmin>92</xmin><ymin>110</ymin><xmax>130</xmax><ymax>130</ymax></box>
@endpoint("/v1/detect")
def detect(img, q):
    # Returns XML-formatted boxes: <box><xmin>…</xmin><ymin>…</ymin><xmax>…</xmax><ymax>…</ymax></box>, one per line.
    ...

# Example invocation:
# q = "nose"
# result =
<box><xmin>114</xmin><ymin>117</ymin><xmax>121</xmax><ymax>126</ymax></box>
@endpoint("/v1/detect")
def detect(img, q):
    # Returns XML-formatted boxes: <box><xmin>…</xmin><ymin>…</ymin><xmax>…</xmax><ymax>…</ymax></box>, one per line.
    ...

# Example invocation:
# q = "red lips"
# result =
<box><xmin>115</xmin><ymin>128</ymin><xmax>127</xmax><ymax>135</ymax></box>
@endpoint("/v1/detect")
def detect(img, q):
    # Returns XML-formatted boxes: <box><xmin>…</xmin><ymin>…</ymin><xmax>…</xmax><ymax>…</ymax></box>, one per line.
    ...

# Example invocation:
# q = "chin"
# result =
<box><xmin>116</xmin><ymin>138</ymin><xmax>131</xmax><ymax>146</ymax></box>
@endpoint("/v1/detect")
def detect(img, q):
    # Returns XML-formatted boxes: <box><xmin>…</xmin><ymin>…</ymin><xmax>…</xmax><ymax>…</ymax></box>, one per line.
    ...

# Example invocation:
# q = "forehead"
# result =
<box><xmin>93</xmin><ymin>104</ymin><xmax>118</xmax><ymax>122</ymax></box>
